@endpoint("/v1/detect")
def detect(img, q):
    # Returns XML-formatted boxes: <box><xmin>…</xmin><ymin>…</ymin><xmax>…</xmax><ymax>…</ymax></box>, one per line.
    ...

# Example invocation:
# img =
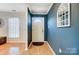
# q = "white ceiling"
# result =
<box><xmin>0</xmin><ymin>3</ymin><xmax>26</xmax><ymax>12</ymax></box>
<box><xmin>0</xmin><ymin>3</ymin><xmax>53</xmax><ymax>14</ymax></box>
<box><xmin>28</xmin><ymin>3</ymin><xmax>53</xmax><ymax>14</ymax></box>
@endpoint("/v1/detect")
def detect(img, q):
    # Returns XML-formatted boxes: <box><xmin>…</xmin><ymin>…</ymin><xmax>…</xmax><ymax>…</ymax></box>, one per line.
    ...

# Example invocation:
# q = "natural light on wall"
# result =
<box><xmin>8</xmin><ymin>17</ymin><xmax>20</xmax><ymax>39</ymax></box>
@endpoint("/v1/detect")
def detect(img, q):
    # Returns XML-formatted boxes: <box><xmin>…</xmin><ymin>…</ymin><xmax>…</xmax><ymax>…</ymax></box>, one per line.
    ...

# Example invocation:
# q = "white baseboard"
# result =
<box><xmin>25</xmin><ymin>41</ymin><xmax>56</xmax><ymax>55</ymax></box>
<box><xmin>7</xmin><ymin>41</ymin><xmax>25</xmax><ymax>43</ymax></box>
<box><xmin>28</xmin><ymin>41</ymin><xmax>32</xmax><ymax>48</ymax></box>
<box><xmin>45</xmin><ymin>41</ymin><xmax>56</xmax><ymax>55</ymax></box>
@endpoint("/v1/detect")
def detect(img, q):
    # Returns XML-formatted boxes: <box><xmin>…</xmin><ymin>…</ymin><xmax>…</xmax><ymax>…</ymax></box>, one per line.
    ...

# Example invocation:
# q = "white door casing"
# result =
<box><xmin>32</xmin><ymin>17</ymin><xmax>44</xmax><ymax>42</ymax></box>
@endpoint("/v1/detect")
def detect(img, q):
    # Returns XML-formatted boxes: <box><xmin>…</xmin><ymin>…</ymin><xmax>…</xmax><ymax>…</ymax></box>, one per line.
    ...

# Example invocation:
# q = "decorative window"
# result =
<box><xmin>8</xmin><ymin>17</ymin><xmax>20</xmax><ymax>38</ymax></box>
<box><xmin>57</xmin><ymin>3</ymin><xmax>70</xmax><ymax>27</ymax></box>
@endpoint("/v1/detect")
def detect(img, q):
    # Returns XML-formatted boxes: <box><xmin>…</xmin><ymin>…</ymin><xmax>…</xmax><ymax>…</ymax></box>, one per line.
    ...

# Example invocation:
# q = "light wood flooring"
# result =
<box><xmin>0</xmin><ymin>42</ymin><xmax>54</xmax><ymax>55</ymax></box>
<box><xmin>27</xmin><ymin>42</ymin><xmax>53</xmax><ymax>55</ymax></box>
<box><xmin>0</xmin><ymin>43</ymin><xmax>25</xmax><ymax>55</ymax></box>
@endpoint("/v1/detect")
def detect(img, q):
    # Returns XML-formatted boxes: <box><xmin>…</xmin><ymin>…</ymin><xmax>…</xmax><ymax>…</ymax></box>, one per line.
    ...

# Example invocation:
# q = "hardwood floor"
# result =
<box><xmin>26</xmin><ymin>42</ymin><xmax>54</xmax><ymax>55</ymax></box>
<box><xmin>0</xmin><ymin>42</ymin><xmax>54</xmax><ymax>55</ymax></box>
<box><xmin>0</xmin><ymin>43</ymin><xmax>25</xmax><ymax>55</ymax></box>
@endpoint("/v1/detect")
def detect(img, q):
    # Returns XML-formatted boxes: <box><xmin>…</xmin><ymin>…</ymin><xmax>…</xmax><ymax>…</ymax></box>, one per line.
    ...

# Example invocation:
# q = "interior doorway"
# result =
<box><xmin>32</xmin><ymin>17</ymin><xmax>44</xmax><ymax>44</ymax></box>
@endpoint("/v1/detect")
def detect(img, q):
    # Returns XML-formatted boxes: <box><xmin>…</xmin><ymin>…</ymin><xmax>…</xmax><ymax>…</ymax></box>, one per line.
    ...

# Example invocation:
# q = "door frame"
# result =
<box><xmin>31</xmin><ymin>15</ymin><xmax>47</xmax><ymax>42</ymax></box>
<box><xmin>32</xmin><ymin>16</ymin><xmax>44</xmax><ymax>42</ymax></box>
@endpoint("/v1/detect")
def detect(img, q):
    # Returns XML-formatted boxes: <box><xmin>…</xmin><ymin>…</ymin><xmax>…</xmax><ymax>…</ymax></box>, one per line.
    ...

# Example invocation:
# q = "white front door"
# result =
<box><xmin>32</xmin><ymin>17</ymin><xmax>44</xmax><ymax>42</ymax></box>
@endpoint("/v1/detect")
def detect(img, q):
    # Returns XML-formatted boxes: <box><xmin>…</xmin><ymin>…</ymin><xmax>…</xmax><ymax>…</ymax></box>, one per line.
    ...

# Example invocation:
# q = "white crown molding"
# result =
<box><xmin>46</xmin><ymin>3</ymin><xmax>53</xmax><ymax>14</ymax></box>
<box><xmin>31</xmin><ymin>13</ymin><xmax>47</xmax><ymax>15</ymax></box>
<box><xmin>28</xmin><ymin>3</ymin><xmax>53</xmax><ymax>15</ymax></box>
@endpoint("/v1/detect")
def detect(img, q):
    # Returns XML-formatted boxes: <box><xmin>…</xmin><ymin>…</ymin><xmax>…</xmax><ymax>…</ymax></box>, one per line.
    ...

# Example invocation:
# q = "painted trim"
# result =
<box><xmin>47</xmin><ymin>3</ymin><xmax>53</xmax><ymax>14</ymax></box>
<box><xmin>28</xmin><ymin>41</ymin><xmax>32</xmax><ymax>48</ymax></box>
<box><xmin>44</xmin><ymin>41</ymin><xmax>56</xmax><ymax>55</ymax></box>
<box><xmin>31</xmin><ymin>13</ymin><xmax>47</xmax><ymax>15</ymax></box>
<box><xmin>7</xmin><ymin>38</ymin><xmax>25</xmax><ymax>43</ymax></box>
<box><xmin>7</xmin><ymin>41</ymin><xmax>25</xmax><ymax>43</ymax></box>
<box><xmin>28</xmin><ymin>4</ymin><xmax>53</xmax><ymax>15</ymax></box>
<box><xmin>29</xmin><ymin>7</ymin><xmax>47</xmax><ymax>15</ymax></box>
<box><xmin>31</xmin><ymin>14</ymin><xmax>46</xmax><ymax>17</ymax></box>
<box><xmin>25</xmin><ymin>7</ymin><xmax>29</xmax><ymax>51</ymax></box>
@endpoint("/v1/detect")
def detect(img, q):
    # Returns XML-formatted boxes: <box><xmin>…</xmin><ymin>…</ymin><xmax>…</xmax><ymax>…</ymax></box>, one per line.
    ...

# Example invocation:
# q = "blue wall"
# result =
<box><xmin>47</xmin><ymin>3</ymin><xmax>79</xmax><ymax>55</ymax></box>
<box><xmin>28</xmin><ymin>9</ymin><xmax>32</xmax><ymax>46</ymax></box>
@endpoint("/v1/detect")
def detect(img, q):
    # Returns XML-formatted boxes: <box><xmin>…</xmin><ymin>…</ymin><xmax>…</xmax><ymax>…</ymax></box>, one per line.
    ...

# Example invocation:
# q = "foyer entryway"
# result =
<box><xmin>32</xmin><ymin>17</ymin><xmax>44</xmax><ymax>46</ymax></box>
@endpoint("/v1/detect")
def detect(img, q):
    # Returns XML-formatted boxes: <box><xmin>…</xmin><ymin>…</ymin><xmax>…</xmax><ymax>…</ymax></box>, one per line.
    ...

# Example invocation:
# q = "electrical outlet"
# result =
<box><xmin>59</xmin><ymin>48</ymin><xmax>62</xmax><ymax>53</ymax></box>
